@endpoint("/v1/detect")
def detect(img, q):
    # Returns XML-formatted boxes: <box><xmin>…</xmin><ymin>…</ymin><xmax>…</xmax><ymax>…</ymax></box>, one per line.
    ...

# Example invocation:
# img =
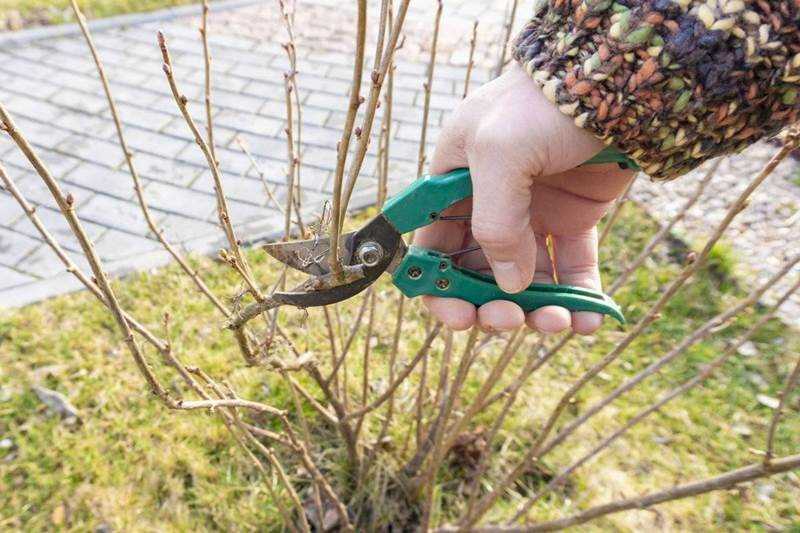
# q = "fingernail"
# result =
<box><xmin>492</xmin><ymin>261</ymin><xmax>526</xmax><ymax>293</ymax></box>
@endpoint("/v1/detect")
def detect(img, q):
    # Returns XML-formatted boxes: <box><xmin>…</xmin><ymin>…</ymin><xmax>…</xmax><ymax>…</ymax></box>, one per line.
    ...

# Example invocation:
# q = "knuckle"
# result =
<box><xmin>471</xmin><ymin>219</ymin><xmax>519</xmax><ymax>250</ymax></box>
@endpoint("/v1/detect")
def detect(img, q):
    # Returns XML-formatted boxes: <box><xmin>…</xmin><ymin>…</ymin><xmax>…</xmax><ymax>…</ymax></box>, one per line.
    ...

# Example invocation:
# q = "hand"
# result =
<box><xmin>417</xmin><ymin>64</ymin><xmax>635</xmax><ymax>335</ymax></box>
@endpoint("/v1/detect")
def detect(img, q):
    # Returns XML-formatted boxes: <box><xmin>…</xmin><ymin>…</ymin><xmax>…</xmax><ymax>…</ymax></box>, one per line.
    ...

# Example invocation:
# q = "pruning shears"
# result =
<box><xmin>257</xmin><ymin>148</ymin><xmax>637</xmax><ymax>325</ymax></box>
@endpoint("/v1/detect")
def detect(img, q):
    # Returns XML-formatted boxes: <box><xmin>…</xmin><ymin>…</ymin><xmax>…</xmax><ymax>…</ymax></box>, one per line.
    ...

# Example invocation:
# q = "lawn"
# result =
<box><xmin>0</xmin><ymin>0</ymin><xmax>199</xmax><ymax>30</ymax></box>
<box><xmin>0</xmin><ymin>203</ymin><xmax>798</xmax><ymax>531</ymax></box>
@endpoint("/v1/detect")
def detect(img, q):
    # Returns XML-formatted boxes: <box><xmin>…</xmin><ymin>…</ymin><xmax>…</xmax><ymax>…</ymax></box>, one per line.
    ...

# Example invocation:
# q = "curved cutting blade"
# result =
<box><xmin>267</xmin><ymin>215</ymin><xmax>404</xmax><ymax>309</ymax></box>
<box><xmin>263</xmin><ymin>232</ymin><xmax>356</xmax><ymax>276</ymax></box>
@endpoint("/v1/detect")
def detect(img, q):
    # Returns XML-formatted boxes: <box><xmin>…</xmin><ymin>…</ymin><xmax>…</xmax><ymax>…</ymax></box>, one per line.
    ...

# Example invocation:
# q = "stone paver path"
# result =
<box><xmin>0</xmin><ymin>0</ymin><xmax>509</xmax><ymax>306</ymax></box>
<box><xmin>0</xmin><ymin>0</ymin><xmax>798</xmax><ymax>325</ymax></box>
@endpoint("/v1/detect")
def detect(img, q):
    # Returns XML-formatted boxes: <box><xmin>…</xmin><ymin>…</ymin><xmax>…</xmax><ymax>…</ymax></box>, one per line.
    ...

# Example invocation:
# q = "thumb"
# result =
<box><xmin>469</xmin><ymin>154</ymin><xmax>537</xmax><ymax>294</ymax></box>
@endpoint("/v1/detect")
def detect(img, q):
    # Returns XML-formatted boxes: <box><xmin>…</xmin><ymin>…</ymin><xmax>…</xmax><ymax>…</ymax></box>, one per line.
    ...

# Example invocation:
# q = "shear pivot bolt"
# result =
<box><xmin>357</xmin><ymin>242</ymin><xmax>384</xmax><ymax>267</ymax></box>
<box><xmin>407</xmin><ymin>266</ymin><xmax>423</xmax><ymax>280</ymax></box>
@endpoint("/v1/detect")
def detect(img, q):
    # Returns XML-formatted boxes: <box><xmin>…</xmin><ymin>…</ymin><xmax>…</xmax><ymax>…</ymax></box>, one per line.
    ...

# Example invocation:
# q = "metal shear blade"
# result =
<box><xmin>263</xmin><ymin>232</ymin><xmax>356</xmax><ymax>277</ymax></box>
<box><xmin>262</xmin><ymin>215</ymin><xmax>405</xmax><ymax>307</ymax></box>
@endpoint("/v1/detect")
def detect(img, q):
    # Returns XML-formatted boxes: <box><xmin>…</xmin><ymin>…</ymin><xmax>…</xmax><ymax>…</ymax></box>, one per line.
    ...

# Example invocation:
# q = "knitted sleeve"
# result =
<box><xmin>513</xmin><ymin>0</ymin><xmax>800</xmax><ymax>180</ymax></box>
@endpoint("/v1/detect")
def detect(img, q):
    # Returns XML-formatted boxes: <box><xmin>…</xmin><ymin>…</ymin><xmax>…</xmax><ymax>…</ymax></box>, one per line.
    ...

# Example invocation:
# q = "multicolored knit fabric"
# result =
<box><xmin>513</xmin><ymin>0</ymin><xmax>800</xmax><ymax>180</ymax></box>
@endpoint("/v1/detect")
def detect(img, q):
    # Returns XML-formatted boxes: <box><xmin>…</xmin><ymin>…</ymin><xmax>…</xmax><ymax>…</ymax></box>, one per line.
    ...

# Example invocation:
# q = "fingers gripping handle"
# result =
<box><xmin>392</xmin><ymin>248</ymin><xmax>626</xmax><ymax>324</ymax></box>
<box><xmin>380</xmin><ymin>148</ymin><xmax>637</xmax><ymax>234</ymax></box>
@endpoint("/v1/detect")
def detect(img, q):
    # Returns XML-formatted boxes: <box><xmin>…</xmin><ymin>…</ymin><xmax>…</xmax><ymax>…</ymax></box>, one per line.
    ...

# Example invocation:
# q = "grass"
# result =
<box><xmin>0</xmin><ymin>0</ymin><xmax>199</xmax><ymax>30</ymax></box>
<box><xmin>0</xmin><ymin>203</ymin><xmax>798</xmax><ymax>531</ymax></box>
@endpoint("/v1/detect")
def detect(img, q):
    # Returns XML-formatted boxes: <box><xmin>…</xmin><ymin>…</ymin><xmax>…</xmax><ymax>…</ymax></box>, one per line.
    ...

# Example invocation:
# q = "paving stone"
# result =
<box><xmin>0</xmin><ymin>265</ymin><xmax>36</xmax><ymax>290</ymax></box>
<box><xmin>49</xmin><ymin>87</ymin><xmax>110</xmax><ymax>115</ymax></box>
<box><xmin>0</xmin><ymin>226</ymin><xmax>40</xmax><ymax>266</ymax></box>
<box><xmin>158</xmin><ymin>214</ymin><xmax>221</xmax><ymax>242</ymax></box>
<box><xmin>0</xmin><ymin>56</ymin><xmax>58</xmax><ymax>80</ymax></box>
<box><xmin>213</xmin><ymin>109</ymin><xmax>284</xmax><ymax>138</ymax></box>
<box><xmin>121</xmin><ymin>127</ymin><xmax>192</xmax><ymax>160</ymax></box>
<box><xmin>3</xmin><ymin>148</ymin><xmax>82</xmax><ymax>183</ymax></box>
<box><xmin>2</xmin><ymin>168</ymin><xmax>68</xmax><ymax>212</ymax></box>
<box><xmin>11</xmin><ymin>205</ymin><xmax>107</xmax><ymax>253</ymax></box>
<box><xmin>54</xmin><ymin>108</ymin><xmax>118</xmax><ymax>140</ymax></box>
<box><xmin>212</xmin><ymin>198</ymin><xmax>274</xmax><ymax>225</ymax></box>
<box><xmin>93</xmin><ymin>229</ymin><xmax>161</xmax><ymax>261</ymax></box>
<box><xmin>0</xmin><ymin>191</ymin><xmax>24</xmax><ymax>228</ymax></box>
<box><xmin>3</xmin><ymin>93</ymin><xmax>63</xmax><ymax>123</ymax></box>
<box><xmin>2</xmin><ymin>73</ymin><xmax>61</xmax><ymax>100</ymax></box>
<box><xmin>159</xmin><ymin>117</ymin><xmax>238</xmax><ymax>148</ymax></box>
<box><xmin>109</xmin><ymin>102</ymin><xmax>174</xmax><ymax>132</ymax></box>
<box><xmin>259</xmin><ymin>99</ymin><xmax>331</xmax><ymax>126</ymax></box>
<box><xmin>131</xmin><ymin>152</ymin><xmax>203</xmax><ymax>187</ymax></box>
<box><xmin>176</xmin><ymin>143</ymin><xmax>254</xmax><ymax>177</ymax></box>
<box><xmin>62</xmin><ymin>162</ymin><xmax>137</xmax><ymax>201</ymax></box>
<box><xmin>55</xmin><ymin>135</ymin><xmax>126</xmax><ymax>169</ymax></box>
<box><xmin>77</xmin><ymin>195</ymin><xmax>156</xmax><ymax>237</ymax></box>
<box><xmin>191</xmin><ymin>172</ymin><xmax>269</xmax><ymax>206</ymax></box>
<box><xmin>17</xmin><ymin>245</ymin><xmax>92</xmax><ymax>279</ymax></box>
<box><xmin>141</xmin><ymin>180</ymin><xmax>217</xmax><ymax>220</ymax></box>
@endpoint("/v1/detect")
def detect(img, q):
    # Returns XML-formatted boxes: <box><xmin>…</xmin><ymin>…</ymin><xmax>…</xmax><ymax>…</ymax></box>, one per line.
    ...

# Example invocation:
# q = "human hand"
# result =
<box><xmin>417</xmin><ymin>64</ymin><xmax>635</xmax><ymax>335</ymax></box>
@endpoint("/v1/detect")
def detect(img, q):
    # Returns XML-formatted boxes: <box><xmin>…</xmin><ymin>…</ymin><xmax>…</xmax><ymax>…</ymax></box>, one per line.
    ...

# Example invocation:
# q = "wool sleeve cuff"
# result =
<box><xmin>513</xmin><ymin>0</ymin><xmax>800</xmax><ymax>180</ymax></box>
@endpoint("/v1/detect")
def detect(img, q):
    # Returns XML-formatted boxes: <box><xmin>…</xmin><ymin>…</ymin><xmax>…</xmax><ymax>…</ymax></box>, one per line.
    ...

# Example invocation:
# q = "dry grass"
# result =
<box><xmin>1</xmin><ymin>205</ymin><xmax>797</xmax><ymax>531</ymax></box>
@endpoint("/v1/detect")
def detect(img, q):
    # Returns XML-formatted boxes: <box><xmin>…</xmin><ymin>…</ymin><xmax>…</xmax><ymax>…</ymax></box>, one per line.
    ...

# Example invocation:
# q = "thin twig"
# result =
<box><xmin>338</xmin><ymin>0</ymin><xmax>412</xmax><ymax>218</ymax></box>
<box><xmin>287</xmin><ymin>376</ymin><xmax>325</xmax><ymax>527</ymax></box>
<box><xmin>158</xmin><ymin>32</ymin><xmax>263</xmax><ymax>301</ymax></box>
<box><xmin>417</xmin><ymin>0</ymin><xmax>443</xmax><ymax>179</ymax></box>
<box><xmin>463</xmin><ymin>21</ymin><xmax>479</xmax><ymax>98</ymax></box>
<box><xmin>328</xmin><ymin>0</ymin><xmax>367</xmax><ymax>277</ymax></box>
<box><xmin>71</xmin><ymin>0</ymin><xmax>261</xmax><ymax>364</ymax></box>
<box><xmin>448</xmin><ymin>454</ymin><xmax>800</xmax><ymax>532</ymax></box>
<box><xmin>200</xmin><ymin>0</ymin><xmax>216</xmax><ymax>164</ymax></box>
<box><xmin>765</xmin><ymin>318</ymin><xmax>800</xmax><ymax>465</ymax></box>
<box><xmin>176</xmin><ymin>398</ymin><xmax>286</xmax><ymax>416</ymax></box>
<box><xmin>0</xmin><ymin>162</ymin><xmax>168</xmax><ymax>353</ymax></box>
<box><xmin>609</xmin><ymin>158</ymin><xmax>720</xmax><ymax>295</ymax></box>
<box><xmin>511</xmin><ymin>270</ymin><xmax>800</xmax><ymax>522</ymax></box>
<box><xmin>493</xmin><ymin>0</ymin><xmax>518</xmax><ymax>79</ymax></box>
<box><xmin>404</xmin><ymin>328</ymin><xmax>480</xmax><ymax>479</ymax></box>
<box><xmin>598</xmin><ymin>177</ymin><xmax>634</xmax><ymax>247</ymax></box>
<box><xmin>536</xmin><ymin>253</ymin><xmax>800</xmax><ymax>463</ymax></box>
<box><xmin>345</xmin><ymin>324</ymin><xmax>443</xmax><ymax>420</ymax></box>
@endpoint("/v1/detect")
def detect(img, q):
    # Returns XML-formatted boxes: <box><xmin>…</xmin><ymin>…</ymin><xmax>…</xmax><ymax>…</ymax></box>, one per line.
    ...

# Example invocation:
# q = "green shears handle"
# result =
<box><xmin>382</xmin><ymin>147</ymin><xmax>633</xmax><ymax>323</ymax></box>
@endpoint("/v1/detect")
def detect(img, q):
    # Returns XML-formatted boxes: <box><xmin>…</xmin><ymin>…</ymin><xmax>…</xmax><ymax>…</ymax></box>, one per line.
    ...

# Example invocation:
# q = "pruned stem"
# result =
<box><xmin>338</xmin><ymin>0</ymin><xmax>412</xmax><ymax>217</ymax></box>
<box><xmin>328</xmin><ymin>0</ymin><xmax>367</xmax><ymax>277</ymax></box>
